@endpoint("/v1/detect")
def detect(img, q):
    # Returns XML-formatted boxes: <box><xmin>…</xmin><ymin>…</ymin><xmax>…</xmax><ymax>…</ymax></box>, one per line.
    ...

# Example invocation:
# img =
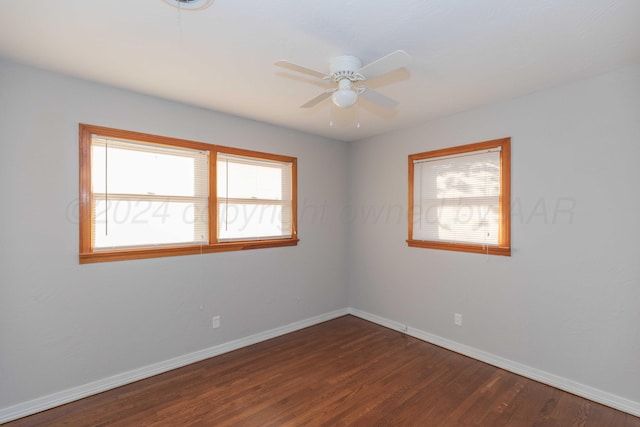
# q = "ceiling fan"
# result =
<box><xmin>275</xmin><ymin>50</ymin><xmax>411</xmax><ymax>110</ymax></box>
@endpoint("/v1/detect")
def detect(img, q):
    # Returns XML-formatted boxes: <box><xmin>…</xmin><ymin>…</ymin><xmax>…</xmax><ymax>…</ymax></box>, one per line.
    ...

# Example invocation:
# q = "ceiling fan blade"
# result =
<box><xmin>357</xmin><ymin>50</ymin><xmax>411</xmax><ymax>80</ymax></box>
<box><xmin>275</xmin><ymin>60</ymin><xmax>328</xmax><ymax>80</ymax></box>
<box><xmin>301</xmin><ymin>90</ymin><xmax>334</xmax><ymax>108</ymax></box>
<box><xmin>359</xmin><ymin>87</ymin><xmax>399</xmax><ymax>110</ymax></box>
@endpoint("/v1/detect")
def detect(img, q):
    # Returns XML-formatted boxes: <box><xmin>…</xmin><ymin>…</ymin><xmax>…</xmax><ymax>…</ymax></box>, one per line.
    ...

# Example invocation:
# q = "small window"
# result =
<box><xmin>79</xmin><ymin>124</ymin><xmax>298</xmax><ymax>263</ymax></box>
<box><xmin>217</xmin><ymin>153</ymin><xmax>293</xmax><ymax>242</ymax></box>
<box><xmin>90</xmin><ymin>137</ymin><xmax>209</xmax><ymax>250</ymax></box>
<box><xmin>408</xmin><ymin>138</ymin><xmax>511</xmax><ymax>256</ymax></box>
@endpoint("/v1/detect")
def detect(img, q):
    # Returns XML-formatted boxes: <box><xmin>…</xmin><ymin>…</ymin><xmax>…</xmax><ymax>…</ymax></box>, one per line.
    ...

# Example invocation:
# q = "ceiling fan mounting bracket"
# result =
<box><xmin>329</xmin><ymin>55</ymin><xmax>363</xmax><ymax>82</ymax></box>
<box><xmin>162</xmin><ymin>0</ymin><xmax>213</xmax><ymax>10</ymax></box>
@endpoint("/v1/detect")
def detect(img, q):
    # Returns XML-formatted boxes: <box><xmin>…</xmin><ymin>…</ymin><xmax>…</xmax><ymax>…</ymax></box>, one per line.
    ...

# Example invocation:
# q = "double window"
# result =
<box><xmin>79</xmin><ymin>124</ymin><xmax>297</xmax><ymax>263</ymax></box>
<box><xmin>408</xmin><ymin>138</ymin><xmax>511</xmax><ymax>256</ymax></box>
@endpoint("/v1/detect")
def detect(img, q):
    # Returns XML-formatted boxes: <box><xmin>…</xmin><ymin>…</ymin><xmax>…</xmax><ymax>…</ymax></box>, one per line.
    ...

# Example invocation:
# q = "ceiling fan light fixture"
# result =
<box><xmin>332</xmin><ymin>89</ymin><xmax>358</xmax><ymax>108</ymax></box>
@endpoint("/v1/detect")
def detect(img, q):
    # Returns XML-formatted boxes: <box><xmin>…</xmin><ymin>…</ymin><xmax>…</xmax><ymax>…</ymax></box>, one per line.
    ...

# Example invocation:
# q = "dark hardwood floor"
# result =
<box><xmin>5</xmin><ymin>315</ymin><xmax>639</xmax><ymax>426</ymax></box>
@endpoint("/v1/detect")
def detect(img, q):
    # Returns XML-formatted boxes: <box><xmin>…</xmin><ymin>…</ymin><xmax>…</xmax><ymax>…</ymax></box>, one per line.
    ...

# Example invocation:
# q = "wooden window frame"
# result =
<box><xmin>79</xmin><ymin>124</ymin><xmax>298</xmax><ymax>264</ymax></box>
<box><xmin>407</xmin><ymin>137</ymin><xmax>511</xmax><ymax>256</ymax></box>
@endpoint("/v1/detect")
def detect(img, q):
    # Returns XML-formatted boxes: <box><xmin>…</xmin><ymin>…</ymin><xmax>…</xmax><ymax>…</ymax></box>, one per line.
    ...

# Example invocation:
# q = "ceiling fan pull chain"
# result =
<box><xmin>329</xmin><ymin>104</ymin><xmax>335</xmax><ymax>127</ymax></box>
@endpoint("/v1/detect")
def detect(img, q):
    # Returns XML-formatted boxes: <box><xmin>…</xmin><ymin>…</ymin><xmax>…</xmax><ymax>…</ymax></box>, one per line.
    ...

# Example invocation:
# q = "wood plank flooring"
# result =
<box><xmin>5</xmin><ymin>315</ymin><xmax>639</xmax><ymax>426</ymax></box>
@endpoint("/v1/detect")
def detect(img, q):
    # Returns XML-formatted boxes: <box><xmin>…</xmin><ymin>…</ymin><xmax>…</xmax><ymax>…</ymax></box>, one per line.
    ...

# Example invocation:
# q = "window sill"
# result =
<box><xmin>406</xmin><ymin>239</ymin><xmax>511</xmax><ymax>256</ymax></box>
<box><xmin>80</xmin><ymin>238</ymin><xmax>299</xmax><ymax>264</ymax></box>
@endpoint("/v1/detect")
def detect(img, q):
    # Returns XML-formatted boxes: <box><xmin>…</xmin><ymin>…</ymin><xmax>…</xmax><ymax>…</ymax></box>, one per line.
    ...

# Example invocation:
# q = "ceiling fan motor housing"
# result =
<box><xmin>329</xmin><ymin>56</ymin><xmax>363</xmax><ymax>82</ymax></box>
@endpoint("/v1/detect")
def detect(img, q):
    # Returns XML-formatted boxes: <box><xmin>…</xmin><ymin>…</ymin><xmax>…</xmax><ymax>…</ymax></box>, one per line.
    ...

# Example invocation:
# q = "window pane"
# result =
<box><xmin>217</xmin><ymin>156</ymin><xmax>286</xmax><ymax>200</ymax></box>
<box><xmin>216</xmin><ymin>153</ymin><xmax>293</xmax><ymax>241</ymax></box>
<box><xmin>94</xmin><ymin>200</ymin><xmax>207</xmax><ymax>249</ymax></box>
<box><xmin>91</xmin><ymin>137</ymin><xmax>209</xmax><ymax>249</ymax></box>
<box><xmin>218</xmin><ymin>203</ymin><xmax>291</xmax><ymax>240</ymax></box>
<box><xmin>92</xmin><ymin>143</ymin><xmax>208</xmax><ymax>197</ymax></box>
<box><xmin>413</xmin><ymin>149</ymin><xmax>501</xmax><ymax>245</ymax></box>
<box><xmin>416</xmin><ymin>200</ymin><xmax>499</xmax><ymax>244</ymax></box>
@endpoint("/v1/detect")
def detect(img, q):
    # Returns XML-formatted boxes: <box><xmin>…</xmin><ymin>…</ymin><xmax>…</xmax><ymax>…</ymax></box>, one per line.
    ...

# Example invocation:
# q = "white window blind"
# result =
<box><xmin>413</xmin><ymin>148</ymin><xmax>501</xmax><ymax>246</ymax></box>
<box><xmin>91</xmin><ymin>137</ymin><xmax>209</xmax><ymax>249</ymax></box>
<box><xmin>217</xmin><ymin>153</ymin><xmax>292</xmax><ymax>241</ymax></box>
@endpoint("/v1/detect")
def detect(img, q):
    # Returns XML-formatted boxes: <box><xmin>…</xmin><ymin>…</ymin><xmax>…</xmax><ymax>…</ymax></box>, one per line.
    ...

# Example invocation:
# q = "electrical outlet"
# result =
<box><xmin>212</xmin><ymin>316</ymin><xmax>221</xmax><ymax>329</ymax></box>
<box><xmin>454</xmin><ymin>313</ymin><xmax>462</xmax><ymax>326</ymax></box>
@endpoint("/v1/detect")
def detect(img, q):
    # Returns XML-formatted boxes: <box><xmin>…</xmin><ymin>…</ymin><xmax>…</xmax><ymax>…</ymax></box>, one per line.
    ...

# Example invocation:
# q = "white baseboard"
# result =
<box><xmin>0</xmin><ymin>308</ymin><xmax>349</xmax><ymax>424</ymax></box>
<box><xmin>348</xmin><ymin>307</ymin><xmax>640</xmax><ymax>418</ymax></box>
<box><xmin>3</xmin><ymin>307</ymin><xmax>638</xmax><ymax>423</ymax></box>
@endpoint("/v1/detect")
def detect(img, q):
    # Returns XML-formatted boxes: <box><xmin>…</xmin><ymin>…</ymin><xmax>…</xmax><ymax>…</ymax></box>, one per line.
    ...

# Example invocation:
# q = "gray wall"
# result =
<box><xmin>348</xmin><ymin>64</ymin><xmax>640</xmax><ymax>403</ymax></box>
<box><xmin>2</xmin><ymin>58</ymin><xmax>639</xmax><ymax>414</ymax></box>
<box><xmin>0</xmin><ymin>60</ymin><xmax>349</xmax><ymax>408</ymax></box>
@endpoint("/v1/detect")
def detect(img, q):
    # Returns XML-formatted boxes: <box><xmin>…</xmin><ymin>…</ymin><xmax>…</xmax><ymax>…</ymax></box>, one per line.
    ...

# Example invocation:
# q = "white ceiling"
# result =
<box><xmin>1</xmin><ymin>0</ymin><xmax>639</xmax><ymax>142</ymax></box>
